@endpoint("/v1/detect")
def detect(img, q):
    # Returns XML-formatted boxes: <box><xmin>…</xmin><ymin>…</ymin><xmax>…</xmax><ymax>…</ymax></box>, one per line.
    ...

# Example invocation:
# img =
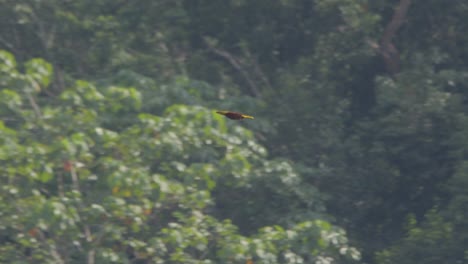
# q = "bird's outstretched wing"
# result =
<box><xmin>240</xmin><ymin>114</ymin><xmax>254</xmax><ymax>119</ymax></box>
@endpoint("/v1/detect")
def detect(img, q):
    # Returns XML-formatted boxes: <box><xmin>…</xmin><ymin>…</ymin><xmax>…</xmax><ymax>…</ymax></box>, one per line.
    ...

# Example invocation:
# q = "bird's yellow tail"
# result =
<box><xmin>241</xmin><ymin>115</ymin><xmax>254</xmax><ymax>119</ymax></box>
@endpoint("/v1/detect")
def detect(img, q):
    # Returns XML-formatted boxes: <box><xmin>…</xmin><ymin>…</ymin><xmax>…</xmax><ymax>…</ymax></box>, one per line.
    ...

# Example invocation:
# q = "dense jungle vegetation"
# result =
<box><xmin>1</xmin><ymin>0</ymin><xmax>468</xmax><ymax>263</ymax></box>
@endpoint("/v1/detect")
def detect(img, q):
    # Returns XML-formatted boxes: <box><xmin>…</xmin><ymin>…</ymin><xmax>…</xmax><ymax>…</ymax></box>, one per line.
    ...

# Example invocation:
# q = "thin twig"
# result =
<box><xmin>58</xmin><ymin>172</ymin><xmax>64</xmax><ymax>197</ymax></box>
<box><xmin>245</xmin><ymin>49</ymin><xmax>273</xmax><ymax>90</ymax></box>
<box><xmin>70</xmin><ymin>165</ymin><xmax>95</xmax><ymax>264</ymax></box>
<box><xmin>26</xmin><ymin>92</ymin><xmax>42</xmax><ymax>119</ymax></box>
<box><xmin>70</xmin><ymin>165</ymin><xmax>80</xmax><ymax>193</ymax></box>
<box><xmin>87</xmin><ymin>251</ymin><xmax>95</xmax><ymax>264</ymax></box>
<box><xmin>52</xmin><ymin>66</ymin><xmax>66</xmax><ymax>94</ymax></box>
<box><xmin>0</xmin><ymin>36</ymin><xmax>16</xmax><ymax>52</ymax></box>
<box><xmin>37</xmin><ymin>229</ymin><xmax>65</xmax><ymax>264</ymax></box>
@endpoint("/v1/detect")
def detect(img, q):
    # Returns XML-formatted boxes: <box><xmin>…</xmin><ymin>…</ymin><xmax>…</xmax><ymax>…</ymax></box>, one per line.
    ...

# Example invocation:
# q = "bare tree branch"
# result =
<box><xmin>0</xmin><ymin>36</ymin><xmax>16</xmax><ymax>52</ymax></box>
<box><xmin>37</xmin><ymin>229</ymin><xmax>65</xmax><ymax>264</ymax></box>
<box><xmin>70</xmin><ymin>165</ymin><xmax>95</xmax><ymax>264</ymax></box>
<box><xmin>26</xmin><ymin>92</ymin><xmax>42</xmax><ymax>119</ymax></box>
<box><xmin>204</xmin><ymin>38</ymin><xmax>262</xmax><ymax>98</ymax></box>
<box><xmin>70</xmin><ymin>164</ymin><xmax>80</xmax><ymax>193</ymax></box>
<box><xmin>379</xmin><ymin>0</ymin><xmax>412</xmax><ymax>75</ymax></box>
<box><xmin>86</xmin><ymin>224</ymin><xmax>95</xmax><ymax>264</ymax></box>
<box><xmin>245</xmin><ymin>48</ymin><xmax>272</xmax><ymax>91</ymax></box>
<box><xmin>381</xmin><ymin>0</ymin><xmax>412</xmax><ymax>46</ymax></box>
<box><xmin>29</xmin><ymin>5</ymin><xmax>55</xmax><ymax>53</ymax></box>
<box><xmin>58</xmin><ymin>172</ymin><xmax>65</xmax><ymax>198</ymax></box>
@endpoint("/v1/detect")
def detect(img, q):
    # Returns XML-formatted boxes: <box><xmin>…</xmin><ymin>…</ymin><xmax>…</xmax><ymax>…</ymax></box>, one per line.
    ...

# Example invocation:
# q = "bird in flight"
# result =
<box><xmin>216</xmin><ymin>110</ymin><xmax>254</xmax><ymax>120</ymax></box>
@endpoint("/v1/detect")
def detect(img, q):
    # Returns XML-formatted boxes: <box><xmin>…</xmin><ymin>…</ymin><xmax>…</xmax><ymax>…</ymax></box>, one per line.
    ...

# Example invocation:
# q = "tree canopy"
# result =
<box><xmin>1</xmin><ymin>0</ymin><xmax>468</xmax><ymax>263</ymax></box>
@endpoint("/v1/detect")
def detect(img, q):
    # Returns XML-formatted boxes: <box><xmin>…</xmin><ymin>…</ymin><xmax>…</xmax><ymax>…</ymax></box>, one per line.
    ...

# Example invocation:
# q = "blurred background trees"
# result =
<box><xmin>1</xmin><ymin>0</ymin><xmax>468</xmax><ymax>263</ymax></box>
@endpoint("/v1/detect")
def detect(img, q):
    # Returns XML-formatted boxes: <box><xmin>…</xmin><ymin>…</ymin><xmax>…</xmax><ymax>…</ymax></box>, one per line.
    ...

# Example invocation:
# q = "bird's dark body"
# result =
<box><xmin>215</xmin><ymin>110</ymin><xmax>254</xmax><ymax>120</ymax></box>
<box><xmin>224</xmin><ymin>112</ymin><xmax>244</xmax><ymax>120</ymax></box>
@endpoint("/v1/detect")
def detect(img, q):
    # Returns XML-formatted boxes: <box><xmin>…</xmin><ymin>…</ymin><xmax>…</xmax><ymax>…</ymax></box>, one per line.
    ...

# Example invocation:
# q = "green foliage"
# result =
<box><xmin>3</xmin><ymin>0</ymin><xmax>468</xmax><ymax>262</ymax></box>
<box><xmin>376</xmin><ymin>210</ymin><xmax>457</xmax><ymax>264</ymax></box>
<box><xmin>376</xmin><ymin>160</ymin><xmax>468</xmax><ymax>264</ymax></box>
<box><xmin>0</xmin><ymin>51</ymin><xmax>359</xmax><ymax>263</ymax></box>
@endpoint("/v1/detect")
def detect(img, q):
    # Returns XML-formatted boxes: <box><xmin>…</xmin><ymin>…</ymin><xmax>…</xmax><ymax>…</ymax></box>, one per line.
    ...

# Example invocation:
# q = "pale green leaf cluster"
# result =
<box><xmin>0</xmin><ymin>51</ymin><xmax>359</xmax><ymax>263</ymax></box>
